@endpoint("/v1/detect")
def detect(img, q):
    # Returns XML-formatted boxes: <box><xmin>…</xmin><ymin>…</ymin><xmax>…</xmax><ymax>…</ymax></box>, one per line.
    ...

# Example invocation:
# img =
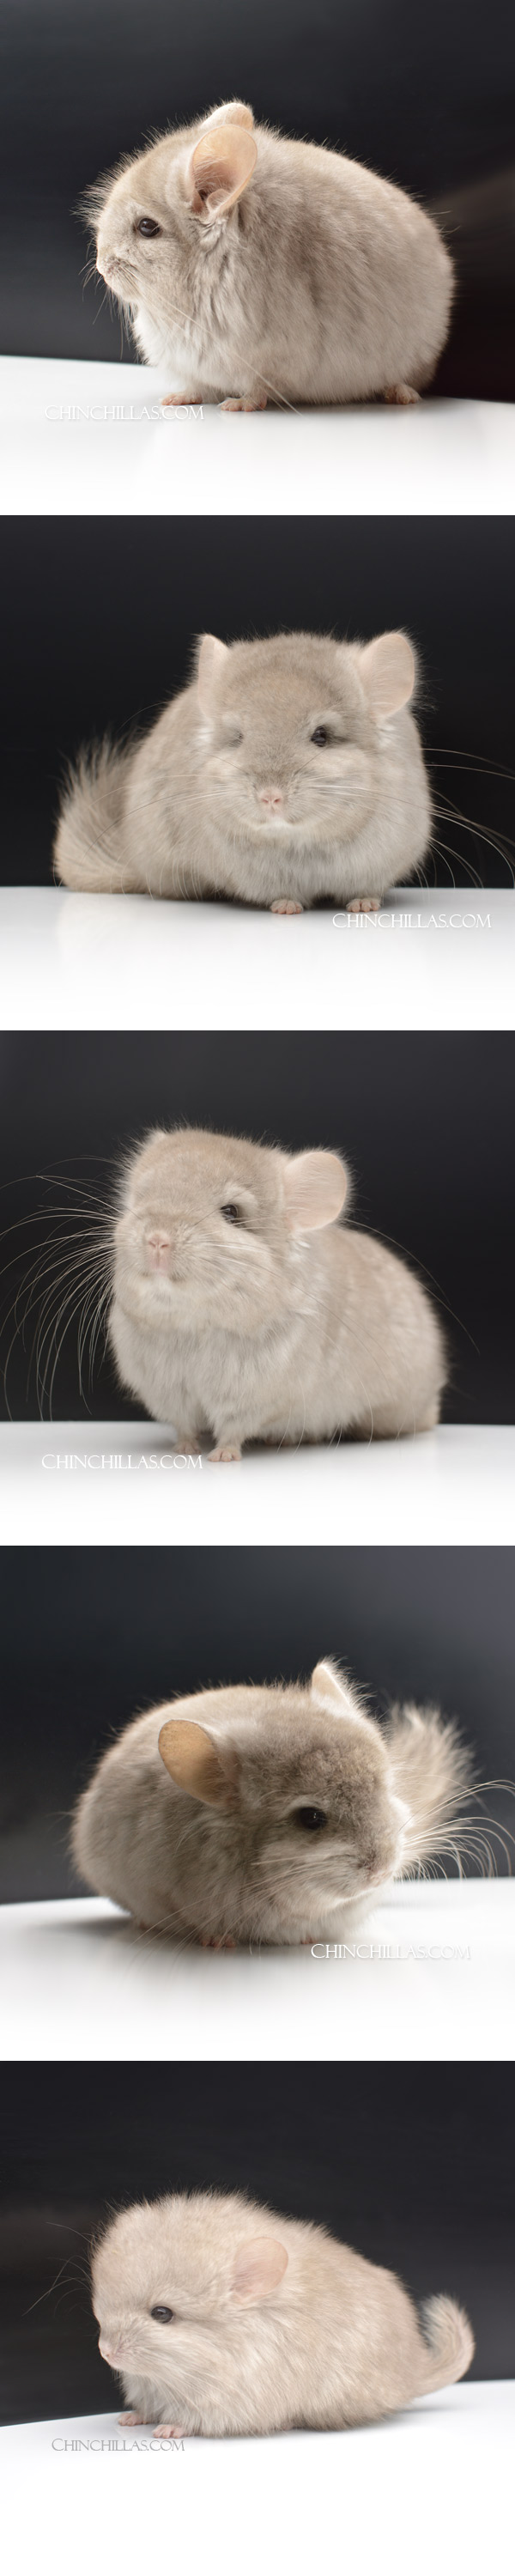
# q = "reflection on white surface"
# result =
<box><xmin>3</xmin><ymin>360</ymin><xmax>514</xmax><ymax>516</ymax></box>
<box><xmin>1</xmin><ymin>885</ymin><xmax>512</xmax><ymax>1031</ymax></box>
<box><xmin>2</xmin><ymin>2388</ymin><xmax>512</xmax><ymax>2576</ymax></box>
<box><xmin>0</xmin><ymin>1421</ymin><xmax>513</xmax><ymax>1544</ymax></box>
<box><xmin>0</xmin><ymin>1882</ymin><xmax>512</xmax><ymax>2062</ymax></box>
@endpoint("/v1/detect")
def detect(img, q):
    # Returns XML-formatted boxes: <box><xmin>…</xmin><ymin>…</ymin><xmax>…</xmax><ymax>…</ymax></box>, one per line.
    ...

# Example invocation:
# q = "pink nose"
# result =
<box><xmin>99</xmin><ymin>2338</ymin><xmax>123</xmax><ymax>2362</ymax></box>
<box><xmin>259</xmin><ymin>788</ymin><xmax>283</xmax><ymax>809</ymax></box>
<box><xmin>147</xmin><ymin>1230</ymin><xmax>172</xmax><ymax>1269</ymax></box>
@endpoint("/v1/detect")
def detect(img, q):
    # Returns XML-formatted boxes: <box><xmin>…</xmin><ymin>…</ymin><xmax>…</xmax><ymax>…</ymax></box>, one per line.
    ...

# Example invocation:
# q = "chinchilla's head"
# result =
<box><xmin>92</xmin><ymin>2188</ymin><xmax>290</xmax><ymax>2398</ymax></box>
<box><xmin>90</xmin><ymin>102</ymin><xmax>258</xmax><ymax>332</ymax></box>
<box><xmin>110</xmin><ymin>1126</ymin><xmax>349</xmax><ymax>1336</ymax></box>
<box><xmin>157</xmin><ymin>1661</ymin><xmax>409</xmax><ymax>1935</ymax></box>
<box><xmin>193</xmin><ymin>629</ymin><xmax>419</xmax><ymax>849</ymax></box>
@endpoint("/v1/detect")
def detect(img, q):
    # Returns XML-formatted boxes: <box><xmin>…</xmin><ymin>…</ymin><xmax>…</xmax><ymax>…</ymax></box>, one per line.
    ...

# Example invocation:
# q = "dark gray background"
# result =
<box><xmin>2</xmin><ymin>517</ymin><xmax>513</xmax><ymax>893</ymax></box>
<box><xmin>1</xmin><ymin>2063</ymin><xmax>513</xmax><ymax>2421</ymax></box>
<box><xmin>0</xmin><ymin>1032</ymin><xmax>512</xmax><ymax>1425</ymax></box>
<box><xmin>1</xmin><ymin>0</ymin><xmax>514</xmax><ymax>393</ymax></box>
<box><xmin>1</xmin><ymin>1546</ymin><xmax>513</xmax><ymax>1900</ymax></box>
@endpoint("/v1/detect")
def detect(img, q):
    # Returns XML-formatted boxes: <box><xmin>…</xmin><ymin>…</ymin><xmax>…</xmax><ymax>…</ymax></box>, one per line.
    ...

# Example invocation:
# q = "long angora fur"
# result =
<box><xmin>88</xmin><ymin>98</ymin><xmax>453</xmax><ymax>407</ymax></box>
<box><xmin>54</xmin><ymin>628</ymin><xmax>431</xmax><ymax>914</ymax></box>
<box><xmin>91</xmin><ymin>2188</ymin><xmax>474</xmax><ymax>2437</ymax></box>
<box><xmin>72</xmin><ymin>1659</ymin><xmax>474</xmax><ymax>1946</ymax></box>
<box><xmin>107</xmin><ymin>1124</ymin><xmax>446</xmax><ymax>1458</ymax></box>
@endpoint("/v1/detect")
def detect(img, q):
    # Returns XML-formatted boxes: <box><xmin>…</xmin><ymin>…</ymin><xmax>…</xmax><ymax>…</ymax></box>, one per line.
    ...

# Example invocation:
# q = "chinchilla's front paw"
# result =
<box><xmin>153</xmin><ymin>2422</ymin><xmax>190</xmax><ymax>2439</ymax></box>
<box><xmin>161</xmin><ymin>391</ymin><xmax>205</xmax><ymax>406</ymax></box>
<box><xmin>270</xmin><ymin>898</ymin><xmax>304</xmax><ymax>914</ymax></box>
<box><xmin>220</xmin><ymin>392</ymin><xmax>268</xmax><ymax>411</ymax></box>
<box><xmin>208</xmin><ymin>1442</ymin><xmax>242</xmax><ymax>1462</ymax></box>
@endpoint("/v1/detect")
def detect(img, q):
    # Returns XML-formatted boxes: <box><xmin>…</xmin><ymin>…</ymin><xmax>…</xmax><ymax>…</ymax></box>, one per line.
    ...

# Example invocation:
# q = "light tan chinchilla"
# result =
<box><xmin>54</xmin><ymin>628</ymin><xmax>430</xmax><ymax>914</ymax></box>
<box><xmin>92</xmin><ymin>2189</ymin><xmax>474</xmax><ymax>2438</ymax></box>
<box><xmin>89</xmin><ymin>99</ymin><xmax>453</xmax><ymax>409</ymax></box>
<box><xmin>108</xmin><ymin>1126</ymin><xmax>445</xmax><ymax>1459</ymax></box>
<box><xmin>73</xmin><ymin>1660</ymin><xmax>474</xmax><ymax>1947</ymax></box>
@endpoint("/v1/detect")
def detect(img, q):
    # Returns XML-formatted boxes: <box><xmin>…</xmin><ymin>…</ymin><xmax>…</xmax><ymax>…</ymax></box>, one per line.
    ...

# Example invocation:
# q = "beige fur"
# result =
<box><xmin>54</xmin><ymin>628</ymin><xmax>430</xmax><ymax>913</ymax></box>
<box><xmin>73</xmin><ymin>1659</ymin><xmax>474</xmax><ymax>1946</ymax></box>
<box><xmin>89</xmin><ymin>98</ymin><xmax>453</xmax><ymax>407</ymax></box>
<box><xmin>108</xmin><ymin>1126</ymin><xmax>445</xmax><ymax>1458</ymax></box>
<box><xmin>91</xmin><ymin>2189</ymin><xmax>474</xmax><ymax>2437</ymax></box>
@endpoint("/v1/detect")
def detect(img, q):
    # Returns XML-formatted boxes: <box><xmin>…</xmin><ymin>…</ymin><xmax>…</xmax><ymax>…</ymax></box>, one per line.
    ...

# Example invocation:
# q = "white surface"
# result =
<box><xmin>2</xmin><ymin>360</ymin><xmax>514</xmax><ymax>515</ymax></box>
<box><xmin>0</xmin><ymin>1882</ymin><xmax>512</xmax><ymax>2063</ymax></box>
<box><xmin>1</xmin><ymin>884</ymin><xmax>512</xmax><ymax>1032</ymax></box>
<box><xmin>1</xmin><ymin>2388</ymin><xmax>512</xmax><ymax>2576</ymax></box>
<box><xmin>0</xmin><ymin>1420</ymin><xmax>513</xmax><ymax>1545</ymax></box>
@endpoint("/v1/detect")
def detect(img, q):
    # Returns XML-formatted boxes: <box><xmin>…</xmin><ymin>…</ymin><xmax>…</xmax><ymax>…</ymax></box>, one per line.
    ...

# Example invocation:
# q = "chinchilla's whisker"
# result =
<box><xmin>428</xmin><ymin>747</ymin><xmax>515</xmax><ymax>781</ymax></box>
<box><xmin>430</xmin><ymin>834</ymin><xmax>484</xmax><ymax>892</ymax></box>
<box><xmin>0</xmin><ymin>1172</ymin><xmax>117</xmax><ymax>1417</ymax></box>
<box><xmin>39</xmin><ymin>1273</ymin><xmax>109</xmax><ymax>1418</ymax></box>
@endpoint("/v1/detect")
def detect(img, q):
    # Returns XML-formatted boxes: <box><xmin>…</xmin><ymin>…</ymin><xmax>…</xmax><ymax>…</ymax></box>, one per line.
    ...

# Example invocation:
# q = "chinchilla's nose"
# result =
<box><xmin>258</xmin><ymin>787</ymin><xmax>284</xmax><ymax>810</ymax></box>
<box><xmin>146</xmin><ymin>1230</ymin><xmax>173</xmax><ymax>1271</ymax></box>
<box><xmin>99</xmin><ymin>2334</ymin><xmax>125</xmax><ymax>2361</ymax></box>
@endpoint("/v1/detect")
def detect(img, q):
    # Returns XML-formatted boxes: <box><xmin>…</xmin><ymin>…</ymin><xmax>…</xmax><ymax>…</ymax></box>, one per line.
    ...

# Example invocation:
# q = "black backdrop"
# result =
<box><xmin>1</xmin><ymin>2063</ymin><xmax>514</xmax><ymax>2421</ymax></box>
<box><xmin>0</xmin><ymin>1546</ymin><xmax>512</xmax><ymax>1900</ymax></box>
<box><xmin>2</xmin><ymin>517</ymin><xmax>513</xmax><ymax>894</ymax></box>
<box><xmin>0</xmin><ymin>1031</ymin><xmax>513</xmax><ymax>1425</ymax></box>
<box><xmin>2</xmin><ymin>0</ymin><xmax>514</xmax><ymax>394</ymax></box>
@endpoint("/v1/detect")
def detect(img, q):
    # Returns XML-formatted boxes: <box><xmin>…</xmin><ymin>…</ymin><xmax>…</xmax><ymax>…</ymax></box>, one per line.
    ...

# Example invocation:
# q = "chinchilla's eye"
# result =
<box><xmin>136</xmin><ymin>217</ymin><xmax>162</xmax><ymax>238</ymax></box>
<box><xmin>294</xmin><ymin>1806</ymin><xmax>328</xmax><ymax>1832</ymax></box>
<box><xmin>150</xmin><ymin>2305</ymin><xmax>174</xmax><ymax>2323</ymax></box>
<box><xmin>311</xmin><ymin>727</ymin><xmax>329</xmax><ymax>745</ymax></box>
<box><xmin>221</xmin><ymin>1204</ymin><xmax>240</xmax><ymax>1224</ymax></box>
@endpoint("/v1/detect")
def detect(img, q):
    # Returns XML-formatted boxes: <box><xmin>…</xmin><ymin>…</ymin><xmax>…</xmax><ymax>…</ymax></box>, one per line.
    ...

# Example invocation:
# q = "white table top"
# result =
<box><xmin>0</xmin><ymin>1881</ymin><xmax>512</xmax><ymax>2062</ymax></box>
<box><xmin>2</xmin><ymin>361</ymin><xmax>514</xmax><ymax>516</ymax></box>
<box><xmin>1</xmin><ymin>885</ymin><xmax>512</xmax><ymax>1033</ymax></box>
<box><xmin>1</xmin><ymin>2386</ymin><xmax>512</xmax><ymax>2576</ymax></box>
<box><xmin>1</xmin><ymin>1420</ymin><xmax>513</xmax><ymax>1545</ymax></box>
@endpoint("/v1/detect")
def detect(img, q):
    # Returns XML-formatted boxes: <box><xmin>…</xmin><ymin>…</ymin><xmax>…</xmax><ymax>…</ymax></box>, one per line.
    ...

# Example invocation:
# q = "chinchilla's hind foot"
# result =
<box><xmin>383</xmin><ymin>382</ymin><xmax>421</xmax><ymax>404</ymax></box>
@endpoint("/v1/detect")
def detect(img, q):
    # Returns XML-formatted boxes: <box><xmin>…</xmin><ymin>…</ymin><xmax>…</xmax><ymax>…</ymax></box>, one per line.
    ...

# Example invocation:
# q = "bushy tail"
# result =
<box><xmin>385</xmin><ymin>1702</ymin><xmax>476</xmax><ymax>1874</ymax></box>
<box><xmin>418</xmin><ymin>2294</ymin><xmax>475</xmax><ymax>2394</ymax></box>
<box><xmin>54</xmin><ymin>737</ymin><xmax>134</xmax><ymax>891</ymax></box>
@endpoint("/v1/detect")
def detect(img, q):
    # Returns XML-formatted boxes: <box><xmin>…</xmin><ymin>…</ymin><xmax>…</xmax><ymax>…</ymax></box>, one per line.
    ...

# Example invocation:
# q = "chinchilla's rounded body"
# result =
<box><xmin>92</xmin><ymin>2189</ymin><xmax>474</xmax><ymax>2439</ymax></box>
<box><xmin>54</xmin><ymin>629</ymin><xmax>430</xmax><ymax>914</ymax></box>
<box><xmin>106</xmin><ymin>1125</ymin><xmax>445</xmax><ymax>1461</ymax></box>
<box><xmin>90</xmin><ymin>100</ymin><xmax>453</xmax><ymax>409</ymax></box>
<box><xmin>73</xmin><ymin>1661</ymin><xmax>473</xmax><ymax>1947</ymax></box>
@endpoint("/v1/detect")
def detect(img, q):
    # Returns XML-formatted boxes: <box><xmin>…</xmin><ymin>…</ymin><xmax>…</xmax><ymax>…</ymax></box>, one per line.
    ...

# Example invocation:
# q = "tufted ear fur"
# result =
<box><xmin>311</xmin><ymin>1659</ymin><xmax>383</xmax><ymax>1754</ymax></box>
<box><xmin>282</xmin><ymin>1151</ymin><xmax>348</xmax><ymax>1235</ymax></box>
<box><xmin>355</xmin><ymin>631</ymin><xmax>415</xmax><ymax>720</ymax></box>
<box><xmin>197</xmin><ymin>634</ymin><xmax>231</xmax><ymax>714</ymax></box>
<box><xmin>158</xmin><ymin>1715</ymin><xmax>239</xmax><ymax>1808</ymax></box>
<box><xmin>187</xmin><ymin>121</ymin><xmax>258</xmax><ymax>219</ymax></box>
<box><xmin>311</xmin><ymin>1658</ymin><xmax>350</xmax><ymax>1710</ymax></box>
<box><xmin>230</xmin><ymin>2238</ymin><xmax>288</xmax><ymax>2303</ymax></box>
<box><xmin>197</xmin><ymin>101</ymin><xmax>255</xmax><ymax>134</ymax></box>
<box><xmin>310</xmin><ymin>1658</ymin><xmax>367</xmax><ymax>1721</ymax></box>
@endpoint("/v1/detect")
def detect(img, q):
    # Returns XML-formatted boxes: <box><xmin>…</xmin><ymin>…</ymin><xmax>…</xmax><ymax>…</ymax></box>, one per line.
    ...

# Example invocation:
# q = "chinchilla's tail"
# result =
<box><xmin>385</xmin><ymin>1701</ymin><xmax>476</xmax><ymax>1874</ymax></box>
<box><xmin>54</xmin><ymin>737</ymin><xmax>133</xmax><ymax>891</ymax></box>
<box><xmin>418</xmin><ymin>2294</ymin><xmax>475</xmax><ymax>2394</ymax></box>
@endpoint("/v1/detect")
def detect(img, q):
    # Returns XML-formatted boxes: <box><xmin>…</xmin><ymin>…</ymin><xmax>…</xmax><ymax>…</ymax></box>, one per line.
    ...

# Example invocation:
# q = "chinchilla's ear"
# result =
<box><xmin>158</xmin><ymin>1709</ymin><xmax>240</xmax><ymax>1809</ymax></box>
<box><xmin>311</xmin><ymin>1660</ymin><xmax>367</xmax><ymax>1721</ymax></box>
<box><xmin>196</xmin><ymin>634</ymin><xmax>231</xmax><ymax>714</ymax></box>
<box><xmin>186</xmin><ymin>120</ymin><xmax>258</xmax><ymax>219</ymax></box>
<box><xmin>354</xmin><ymin>631</ymin><xmax>416</xmax><ymax>719</ymax></box>
<box><xmin>230</xmin><ymin>2239</ymin><xmax>288</xmax><ymax>2303</ymax></box>
<box><xmin>282</xmin><ymin>1151</ymin><xmax>348</xmax><ymax>1234</ymax></box>
<box><xmin>311</xmin><ymin>1659</ymin><xmax>350</xmax><ymax>1710</ymax></box>
<box><xmin>197</xmin><ymin>101</ymin><xmax>255</xmax><ymax>135</ymax></box>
